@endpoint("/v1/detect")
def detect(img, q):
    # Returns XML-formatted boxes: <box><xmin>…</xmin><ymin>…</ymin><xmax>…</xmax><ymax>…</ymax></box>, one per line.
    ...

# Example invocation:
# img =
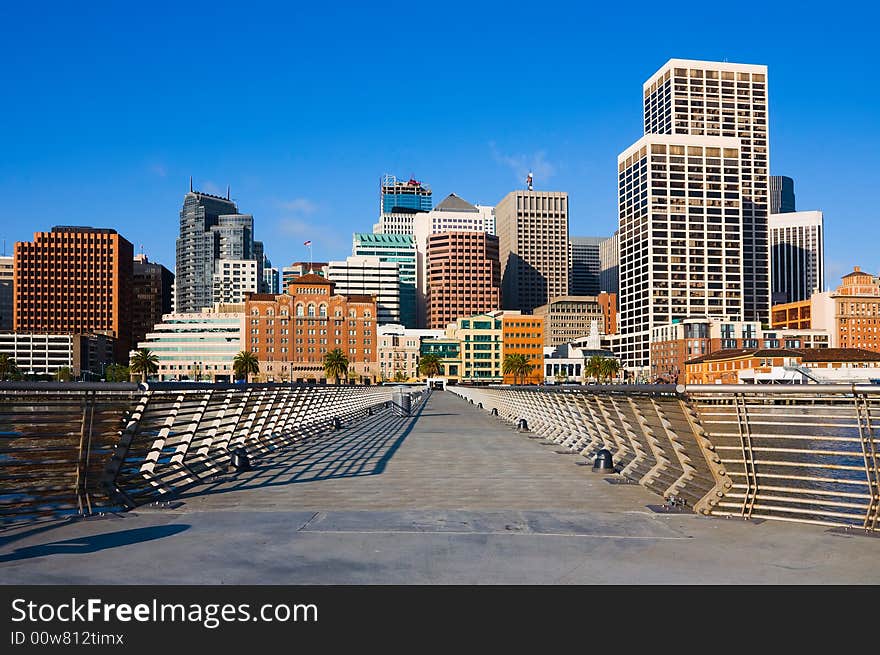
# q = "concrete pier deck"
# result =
<box><xmin>2</xmin><ymin>391</ymin><xmax>878</xmax><ymax>584</ymax></box>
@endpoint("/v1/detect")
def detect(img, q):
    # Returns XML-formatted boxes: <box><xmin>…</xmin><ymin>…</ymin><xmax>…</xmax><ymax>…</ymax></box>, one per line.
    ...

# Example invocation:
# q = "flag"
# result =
<box><xmin>303</xmin><ymin>240</ymin><xmax>312</xmax><ymax>247</ymax></box>
<box><xmin>526</xmin><ymin>172</ymin><xmax>533</xmax><ymax>190</ymax></box>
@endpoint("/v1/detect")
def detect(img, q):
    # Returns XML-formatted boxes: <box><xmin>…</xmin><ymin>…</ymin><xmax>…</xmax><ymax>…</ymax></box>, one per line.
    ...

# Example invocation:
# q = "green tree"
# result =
<box><xmin>584</xmin><ymin>355</ymin><xmax>604</xmax><ymax>383</ymax></box>
<box><xmin>129</xmin><ymin>348</ymin><xmax>160</xmax><ymax>383</ymax></box>
<box><xmin>53</xmin><ymin>366</ymin><xmax>73</xmax><ymax>382</ymax></box>
<box><xmin>599</xmin><ymin>357</ymin><xmax>621</xmax><ymax>384</ymax></box>
<box><xmin>105</xmin><ymin>364</ymin><xmax>130</xmax><ymax>382</ymax></box>
<box><xmin>323</xmin><ymin>348</ymin><xmax>349</xmax><ymax>385</ymax></box>
<box><xmin>393</xmin><ymin>369</ymin><xmax>407</xmax><ymax>383</ymax></box>
<box><xmin>418</xmin><ymin>353</ymin><xmax>442</xmax><ymax>378</ymax></box>
<box><xmin>233</xmin><ymin>351</ymin><xmax>260</xmax><ymax>382</ymax></box>
<box><xmin>554</xmin><ymin>370</ymin><xmax>568</xmax><ymax>384</ymax></box>
<box><xmin>0</xmin><ymin>353</ymin><xmax>19</xmax><ymax>381</ymax></box>
<box><xmin>503</xmin><ymin>353</ymin><xmax>535</xmax><ymax>385</ymax></box>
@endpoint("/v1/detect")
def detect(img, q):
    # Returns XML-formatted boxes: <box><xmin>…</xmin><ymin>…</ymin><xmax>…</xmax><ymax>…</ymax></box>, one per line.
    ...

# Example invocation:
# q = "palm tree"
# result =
<box><xmin>0</xmin><ymin>353</ymin><xmax>19</xmax><ymax>381</ymax></box>
<box><xmin>233</xmin><ymin>350</ymin><xmax>260</xmax><ymax>382</ymax></box>
<box><xmin>393</xmin><ymin>369</ymin><xmax>407</xmax><ymax>383</ymax></box>
<box><xmin>584</xmin><ymin>355</ymin><xmax>603</xmax><ymax>383</ymax></box>
<box><xmin>418</xmin><ymin>353</ymin><xmax>442</xmax><ymax>379</ymax></box>
<box><xmin>53</xmin><ymin>366</ymin><xmax>73</xmax><ymax>382</ymax></box>
<box><xmin>503</xmin><ymin>353</ymin><xmax>534</xmax><ymax>385</ymax></box>
<box><xmin>599</xmin><ymin>357</ymin><xmax>621</xmax><ymax>384</ymax></box>
<box><xmin>129</xmin><ymin>348</ymin><xmax>160</xmax><ymax>383</ymax></box>
<box><xmin>323</xmin><ymin>348</ymin><xmax>349</xmax><ymax>385</ymax></box>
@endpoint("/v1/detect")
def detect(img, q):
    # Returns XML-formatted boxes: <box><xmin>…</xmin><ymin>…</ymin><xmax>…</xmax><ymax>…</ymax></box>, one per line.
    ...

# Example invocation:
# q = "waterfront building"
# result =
<box><xmin>131</xmin><ymin>254</ymin><xmax>174</xmax><ymax>349</ymax></box>
<box><xmin>425</xmin><ymin>231</ymin><xmax>500</xmax><ymax>329</ymax></box>
<box><xmin>770</xmin><ymin>210</ymin><xmax>824</xmax><ymax>304</ymax></box>
<box><xmin>419</xmin><ymin>336</ymin><xmax>462</xmax><ymax>382</ymax></box>
<box><xmin>496</xmin><ymin>190</ymin><xmax>569</xmax><ymax>313</ymax></box>
<box><xmin>454</xmin><ymin>312</ymin><xmax>503</xmax><ymax>383</ymax></box>
<box><xmin>501</xmin><ymin>312</ymin><xmax>544</xmax><ymax>384</ymax></box>
<box><xmin>14</xmin><ymin>226</ymin><xmax>133</xmax><ymax>361</ymax></box>
<box><xmin>377</xmin><ymin>324</ymin><xmax>444</xmax><ymax>382</ymax></box>
<box><xmin>533</xmin><ymin>294</ymin><xmax>617</xmax><ymax>347</ymax></box>
<box><xmin>244</xmin><ymin>274</ymin><xmax>377</xmax><ymax>383</ymax></box>
<box><xmin>770</xmin><ymin>175</ymin><xmax>796</xmax><ymax>214</ymax></box>
<box><xmin>137</xmin><ymin>303</ymin><xmax>244</xmax><ymax>381</ymax></box>
<box><xmin>0</xmin><ymin>332</ymin><xmax>115</xmax><ymax>378</ymax></box>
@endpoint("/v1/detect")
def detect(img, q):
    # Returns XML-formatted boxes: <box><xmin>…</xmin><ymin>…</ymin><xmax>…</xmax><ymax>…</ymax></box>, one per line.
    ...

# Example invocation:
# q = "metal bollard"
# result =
<box><xmin>333</xmin><ymin>417</ymin><xmax>342</xmax><ymax>430</ymax></box>
<box><xmin>477</xmin><ymin>402</ymin><xmax>482</xmax><ymax>409</ymax></box>
<box><xmin>491</xmin><ymin>408</ymin><xmax>498</xmax><ymax>416</ymax></box>
<box><xmin>231</xmin><ymin>447</ymin><xmax>251</xmax><ymax>472</ymax></box>
<box><xmin>368</xmin><ymin>407</ymin><xmax>373</xmax><ymax>416</ymax></box>
<box><xmin>592</xmin><ymin>449</ymin><xmax>614</xmax><ymax>472</ymax></box>
<box><xmin>517</xmin><ymin>418</ymin><xmax>528</xmax><ymax>431</ymax></box>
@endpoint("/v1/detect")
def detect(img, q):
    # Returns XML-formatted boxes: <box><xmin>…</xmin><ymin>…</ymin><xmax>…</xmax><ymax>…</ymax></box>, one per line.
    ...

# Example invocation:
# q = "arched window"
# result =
<box><xmin>251</xmin><ymin>307</ymin><xmax>260</xmax><ymax>316</ymax></box>
<box><xmin>335</xmin><ymin>308</ymin><xmax>343</xmax><ymax>317</ymax></box>
<box><xmin>267</xmin><ymin>308</ymin><xmax>274</xmax><ymax>317</ymax></box>
<box><xmin>296</xmin><ymin>304</ymin><xmax>304</xmax><ymax>317</ymax></box>
<box><xmin>348</xmin><ymin>309</ymin><xmax>356</xmax><ymax>318</ymax></box>
<box><xmin>319</xmin><ymin>304</ymin><xmax>327</xmax><ymax>317</ymax></box>
<box><xmin>308</xmin><ymin>304</ymin><xmax>316</xmax><ymax>317</ymax></box>
<box><xmin>280</xmin><ymin>307</ymin><xmax>289</xmax><ymax>317</ymax></box>
<box><xmin>364</xmin><ymin>309</ymin><xmax>372</xmax><ymax>318</ymax></box>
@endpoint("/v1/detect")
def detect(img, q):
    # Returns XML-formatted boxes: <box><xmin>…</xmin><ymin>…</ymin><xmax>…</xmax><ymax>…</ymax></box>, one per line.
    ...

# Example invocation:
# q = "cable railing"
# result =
<box><xmin>448</xmin><ymin>384</ymin><xmax>880</xmax><ymax>532</ymax></box>
<box><xmin>0</xmin><ymin>382</ymin><xmax>409</xmax><ymax>522</ymax></box>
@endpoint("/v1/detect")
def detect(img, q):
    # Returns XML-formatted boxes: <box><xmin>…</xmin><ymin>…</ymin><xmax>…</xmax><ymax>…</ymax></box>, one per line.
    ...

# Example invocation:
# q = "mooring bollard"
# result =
<box><xmin>333</xmin><ymin>417</ymin><xmax>342</xmax><ymax>430</ymax></box>
<box><xmin>477</xmin><ymin>402</ymin><xmax>482</xmax><ymax>409</ymax></box>
<box><xmin>592</xmin><ymin>449</ymin><xmax>614</xmax><ymax>472</ymax></box>
<box><xmin>231</xmin><ymin>446</ymin><xmax>251</xmax><ymax>472</ymax></box>
<box><xmin>517</xmin><ymin>418</ymin><xmax>528</xmax><ymax>431</ymax></box>
<box><xmin>491</xmin><ymin>407</ymin><xmax>498</xmax><ymax>416</ymax></box>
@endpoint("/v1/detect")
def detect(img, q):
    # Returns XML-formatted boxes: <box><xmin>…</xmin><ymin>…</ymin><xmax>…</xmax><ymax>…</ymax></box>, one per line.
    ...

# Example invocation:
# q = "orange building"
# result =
<box><xmin>14</xmin><ymin>226</ymin><xmax>133</xmax><ymax>361</ymax></box>
<box><xmin>502</xmin><ymin>314</ymin><xmax>544</xmax><ymax>384</ymax></box>
<box><xmin>685</xmin><ymin>348</ymin><xmax>802</xmax><ymax>384</ymax></box>
<box><xmin>597</xmin><ymin>292</ymin><xmax>617</xmax><ymax>335</ymax></box>
<box><xmin>771</xmin><ymin>299</ymin><xmax>812</xmax><ymax>330</ymax></box>
<box><xmin>833</xmin><ymin>267</ymin><xmax>880</xmax><ymax>352</ymax></box>
<box><xmin>244</xmin><ymin>274</ymin><xmax>378</xmax><ymax>383</ymax></box>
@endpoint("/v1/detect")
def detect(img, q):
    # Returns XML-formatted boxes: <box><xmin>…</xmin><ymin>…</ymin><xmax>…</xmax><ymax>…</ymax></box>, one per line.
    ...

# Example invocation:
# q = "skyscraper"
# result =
<box><xmin>327</xmin><ymin>256</ymin><xmax>400</xmax><ymax>325</ymax></box>
<box><xmin>643</xmin><ymin>59</ymin><xmax>770</xmax><ymax>324</ymax></box>
<box><xmin>380</xmin><ymin>174</ymin><xmax>432</xmax><ymax>214</ymax></box>
<box><xmin>132</xmin><ymin>254</ymin><xmax>174</xmax><ymax>349</ymax></box>
<box><xmin>599</xmin><ymin>231</ymin><xmax>619</xmax><ymax>297</ymax></box>
<box><xmin>174</xmin><ymin>185</ymin><xmax>265</xmax><ymax>314</ymax></box>
<box><xmin>352</xmin><ymin>233</ymin><xmax>417</xmax><ymax>327</ymax></box>
<box><xmin>0</xmin><ymin>255</ymin><xmax>12</xmax><ymax>331</ymax></box>
<box><xmin>496</xmin><ymin>190</ymin><xmax>569</xmax><ymax>314</ymax></box>
<box><xmin>770</xmin><ymin>210</ymin><xmax>824</xmax><ymax>304</ymax></box>
<box><xmin>426</xmin><ymin>231</ymin><xmax>500</xmax><ymax>329</ymax></box>
<box><xmin>770</xmin><ymin>175</ymin><xmax>796</xmax><ymax>214</ymax></box>
<box><xmin>569</xmin><ymin>236</ymin><xmax>605</xmax><ymax>296</ymax></box>
<box><xmin>14</xmin><ymin>226</ymin><xmax>134</xmax><ymax>360</ymax></box>
<box><xmin>617</xmin><ymin>136</ymin><xmax>745</xmax><ymax>369</ymax></box>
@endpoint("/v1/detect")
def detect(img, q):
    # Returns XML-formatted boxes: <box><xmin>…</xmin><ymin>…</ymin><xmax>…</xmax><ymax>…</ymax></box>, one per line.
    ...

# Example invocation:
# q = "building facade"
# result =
<box><xmin>569</xmin><ymin>236</ymin><xmax>604</xmax><ymax>296</ymax></box>
<box><xmin>533</xmin><ymin>294</ymin><xmax>616</xmax><ymax>347</ymax></box>
<box><xmin>137</xmin><ymin>304</ymin><xmax>244</xmax><ymax>381</ymax></box>
<box><xmin>496</xmin><ymin>190</ymin><xmax>569</xmax><ymax>313</ymax></box>
<box><xmin>244</xmin><ymin>274</ymin><xmax>378</xmax><ymax>383</ymax></box>
<box><xmin>643</xmin><ymin>59</ymin><xmax>770</xmax><ymax>325</ymax></box>
<box><xmin>770</xmin><ymin>210</ymin><xmax>824</xmax><ymax>304</ymax></box>
<box><xmin>501</xmin><ymin>313</ymin><xmax>544</xmax><ymax>384</ymax></box>
<box><xmin>380</xmin><ymin>174</ymin><xmax>432</xmax><ymax>214</ymax></box>
<box><xmin>132</xmin><ymin>254</ymin><xmax>174</xmax><ymax>350</ymax></box>
<box><xmin>282</xmin><ymin>262</ymin><xmax>328</xmax><ymax>293</ymax></box>
<box><xmin>455</xmin><ymin>313</ymin><xmax>503</xmax><ymax>383</ymax></box>
<box><xmin>0</xmin><ymin>332</ymin><xmax>115</xmax><ymax>378</ymax></box>
<box><xmin>770</xmin><ymin>175</ymin><xmax>796</xmax><ymax>214</ymax></box>
<box><xmin>833</xmin><ymin>267</ymin><xmax>880</xmax><ymax>352</ymax></box>
<box><xmin>617</xmin><ymin>135</ymin><xmax>745</xmax><ymax>371</ymax></box>
<box><xmin>377</xmin><ymin>324</ymin><xmax>444</xmax><ymax>382</ymax></box>
<box><xmin>14</xmin><ymin>226</ymin><xmax>133</xmax><ymax>361</ymax></box>
<box><xmin>327</xmin><ymin>256</ymin><xmax>399</xmax><ymax>325</ymax></box>
<box><xmin>420</xmin><ymin>337</ymin><xmax>462</xmax><ymax>381</ymax></box>
<box><xmin>212</xmin><ymin>259</ymin><xmax>260</xmax><ymax>305</ymax></box>
<box><xmin>425</xmin><ymin>231</ymin><xmax>500</xmax><ymax>329</ymax></box>
<box><xmin>353</xmin><ymin>233</ymin><xmax>417</xmax><ymax>328</ymax></box>
<box><xmin>0</xmin><ymin>255</ymin><xmax>12</xmax><ymax>331</ymax></box>
<box><xmin>599</xmin><ymin>231</ymin><xmax>619</xmax><ymax>298</ymax></box>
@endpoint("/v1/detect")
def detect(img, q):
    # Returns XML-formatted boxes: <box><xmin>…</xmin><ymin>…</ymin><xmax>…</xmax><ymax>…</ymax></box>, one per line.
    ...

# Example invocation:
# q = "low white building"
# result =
<box><xmin>137</xmin><ymin>303</ymin><xmax>245</xmax><ymax>381</ymax></box>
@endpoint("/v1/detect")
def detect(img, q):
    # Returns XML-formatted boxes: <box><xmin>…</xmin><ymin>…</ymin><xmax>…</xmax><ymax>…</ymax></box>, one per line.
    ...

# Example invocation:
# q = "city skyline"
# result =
<box><xmin>1</xmin><ymin>3</ymin><xmax>877</xmax><ymax>286</ymax></box>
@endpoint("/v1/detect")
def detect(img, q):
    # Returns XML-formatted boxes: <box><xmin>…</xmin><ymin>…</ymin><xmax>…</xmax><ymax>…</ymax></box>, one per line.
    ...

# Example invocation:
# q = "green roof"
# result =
<box><xmin>353</xmin><ymin>233</ymin><xmax>414</xmax><ymax>245</ymax></box>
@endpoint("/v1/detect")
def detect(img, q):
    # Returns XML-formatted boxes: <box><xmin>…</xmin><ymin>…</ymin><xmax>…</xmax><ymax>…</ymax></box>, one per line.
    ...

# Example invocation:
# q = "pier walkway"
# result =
<box><xmin>2</xmin><ymin>390</ymin><xmax>878</xmax><ymax>584</ymax></box>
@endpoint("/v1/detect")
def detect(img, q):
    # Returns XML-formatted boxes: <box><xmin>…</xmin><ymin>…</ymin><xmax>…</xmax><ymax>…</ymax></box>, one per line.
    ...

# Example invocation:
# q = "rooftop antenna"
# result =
<box><xmin>189</xmin><ymin>176</ymin><xmax>193</xmax><ymax>192</ymax></box>
<box><xmin>226</xmin><ymin>184</ymin><xmax>230</xmax><ymax>201</ymax></box>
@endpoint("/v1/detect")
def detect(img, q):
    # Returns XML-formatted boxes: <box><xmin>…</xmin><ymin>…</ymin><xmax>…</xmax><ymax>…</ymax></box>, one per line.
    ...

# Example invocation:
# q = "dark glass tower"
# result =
<box><xmin>770</xmin><ymin>176</ymin><xmax>796</xmax><ymax>214</ymax></box>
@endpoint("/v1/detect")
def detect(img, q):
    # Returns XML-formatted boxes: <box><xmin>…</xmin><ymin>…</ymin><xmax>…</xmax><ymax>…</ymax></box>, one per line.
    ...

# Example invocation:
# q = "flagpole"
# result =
<box><xmin>308</xmin><ymin>242</ymin><xmax>313</xmax><ymax>274</ymax></box>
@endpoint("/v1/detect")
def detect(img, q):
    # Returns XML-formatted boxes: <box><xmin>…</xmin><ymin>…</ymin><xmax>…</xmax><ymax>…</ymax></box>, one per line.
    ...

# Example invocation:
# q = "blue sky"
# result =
<box><xmin>1</xmin><ymin>1</ymin><xmax>878</xmax><ymax>288</ymax></box>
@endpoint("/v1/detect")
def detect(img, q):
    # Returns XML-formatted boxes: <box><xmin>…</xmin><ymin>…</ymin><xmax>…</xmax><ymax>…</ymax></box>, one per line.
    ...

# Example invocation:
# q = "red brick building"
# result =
<box><xmin>426</xmin><ymin>231</ymin><xmax>500</xmax><ymax>329</ymax></box>
<box><xmin>14</xmin><ymin>226</ymin><xmax>133</xmax><ymax>361</ymax></box>
<box><xmin>244</xmin><ymin>274</ymin><xmax>378</xmax><ymax>382</ymax></box>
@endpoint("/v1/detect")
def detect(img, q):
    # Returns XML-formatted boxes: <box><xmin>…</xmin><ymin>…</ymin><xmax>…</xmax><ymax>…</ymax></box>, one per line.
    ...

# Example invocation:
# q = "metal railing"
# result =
<box><xmin>448</xmin><ymin>384</ymin><xmax>880</xmax><ymax>532</ymax></box>
<box><xmin>0</xmin><ymin>382</ymin><xmax>410</xmax><ymax>522</ymax></box>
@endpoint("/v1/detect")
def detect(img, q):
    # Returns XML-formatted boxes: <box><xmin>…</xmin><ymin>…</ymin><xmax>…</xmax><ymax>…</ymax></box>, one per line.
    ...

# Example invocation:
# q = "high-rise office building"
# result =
<box><xmin>14</xmin><ymin>226</ymin><xmax>133</xmax><ymax>360</ymax></box>
<box><xmin>770</xmin><ymin>210</ymin><xmax>824</xmax><ymax>304</ymax></box>
<box><xmin>380</xmin><ymin>174</ymin><xmax>432</xmax><ymax>214</ymax></box>
<box><xmin>282</xmin><ymin>262</ymin><xmax>328</xmax><ymax>293</ymax></box>
<box><xmin>263</xmin><ymin>266</ymin><xmax>280</xmax><ymax>295</ymax></box>
<box><xmin>132</xmin><ymin>254</ymin><xmax>174</xmax><ymax>349</ymax></box>
<box><xmin>569</xmin><ymin>236</ymin><xmax>605</xmax><ymax>296</ymax></box>
<box><xmin>175</xmin><ymin>185</ymin><xmax>264</xmax><ymax>314</ymax></box>
<box><xmin>0</xmin><ymin>255</ymin><xmax>12</xmax><ymax>331</ymax></box>
<box><xmin>770</xmin><ymin>175</ymin><xmax>796</xmax><ymax>214</ymax></box>
<box><xmin>327</xmin><ymin>256</ymin><xmax>400</xmax><ymax>325</ymax></box>
<box><xmin>426</xmin><ymin>232</ymin><xmax>501</xmax><ymax>329</ymax></box>
<box><xmin>495</xmin><ymin>190</ymin><xmax>569</xmax><ymax>314</ymax></box>
<box><xmin>599</xmin><ymin>231</ymin><xmax>619</xmax><ymax>297</ymax></box>
<box><xmin>643</xmin><ymin>59</ymin><xmax>770</xmax><ymax>324</ymax></box>
<box><xmin>352</xmin><ymin>233</ymin><xmax>417</xmax><ymax>327</ymax></box>
<box><xmin>617</xmin><ymin>136</ymin><xmax>745</xmax><ymax>369</ymax></box>
<box><xmin>212</xmin><ymin>259</ymin><xmax>260</xmax><ymax>305</ymax></box>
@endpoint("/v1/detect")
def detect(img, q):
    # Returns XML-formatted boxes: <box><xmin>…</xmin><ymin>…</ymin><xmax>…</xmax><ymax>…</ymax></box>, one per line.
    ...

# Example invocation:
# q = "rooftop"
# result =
<box><xmin>433</xmin><ymin>193</ymin><xmax>478</xmax><ymax>213</ymax></box>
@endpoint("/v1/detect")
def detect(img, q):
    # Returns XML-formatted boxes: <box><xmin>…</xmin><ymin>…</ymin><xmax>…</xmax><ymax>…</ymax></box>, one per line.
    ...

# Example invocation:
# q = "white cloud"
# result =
<box><xmin>276</xmin><ymin>198</ymin><xmax>318</xmax><ymax>214</ymax></box>
<box><xmin>150</xmin><ymin>164</ymin><xmax>167</xmax><ymax>178</ymax></box>
<box><xmin>489</xmin><ymin>142</ymin><xmax>557</xmax><ymax>186</ymax></box>
<box><xmin>276</xmin><ymin>218</ymin><xmax>313</xmax><ymax>237</ymax></box>
<box><xmin>201</xmin><ymin>181</ymin><xmax>221</xmax><ymax>195</ymax></box>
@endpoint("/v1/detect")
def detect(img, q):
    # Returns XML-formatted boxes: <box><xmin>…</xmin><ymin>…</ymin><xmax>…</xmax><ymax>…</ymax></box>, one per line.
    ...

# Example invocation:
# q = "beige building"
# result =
<box><xmin>496</xmin><ymin>190</ymin><xmax>569</xmax><ymax>313</ymax></box>
<box><xmin>534</xmin><ymin>295</ymin><xmax>613</xmax><ymax>347</ymax></box>
<box><xmin>377</xmin><ymin>324</ymin><xmax>443</xmax><ymax>381</ymax></box>
<box><xmin>643</xmin><ymin>59</ymin><xmax>770</xmax><ymax>324</ymax></box>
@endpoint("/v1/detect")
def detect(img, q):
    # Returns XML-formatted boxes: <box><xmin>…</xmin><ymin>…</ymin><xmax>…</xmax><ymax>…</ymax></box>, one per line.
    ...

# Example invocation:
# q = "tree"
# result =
<box><xmin>0</xmin><ymin>353</ymin><xmax>19</xmax><ymax>381</ymax></box>
<box><xmin>105</xmin><ymin>364</ymin><xmax>130</xmax><ymax>382</ymax></box>
<box><xmin>584</xmin><ymin>355</ymin><xmax>604</xmax><ymax>383</ymax></box>
<box><xmin>599</xmin><ymin>357</ymin><xmax>621</xmax><ymax>384</ymax></box>
<box><xmin>554</xmin><ymin>370</ymin><xmax>568</xmax><ymax>384</ymax></box>
<box><xmin>503</xmin><ymin>353</ymin><xmax>535</xmax><ymax>385</ymax></box>
<box><xmin>53</xmin><ymin>366</ymin><xmax>73</xmax><ymax>382</ymax></box>
<box><xmin>233</xmin><ymin>350</ymin><xmax>260</xmax><ymax>382</ymax></box>
<box><xmin>129</xmin><ymin>348</ymin><xmax>159</xmax><ymax>383</ymax></box>
<box><xmin>393</xmin><ymin>369</ymin><xmax>407</xmax><ymax>383</ymax></box>
<box><xmin>418</xmin><ymin>353</ymin><xmax>442</xmax><ymax>379</ymax></box>
<box><xmin>323</xmin><ymin>348</ymin><xmax>349</xmax><ymax>385</ymax></box>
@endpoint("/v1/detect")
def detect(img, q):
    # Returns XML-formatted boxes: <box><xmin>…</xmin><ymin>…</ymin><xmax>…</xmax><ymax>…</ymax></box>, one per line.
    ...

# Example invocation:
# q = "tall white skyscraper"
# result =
<box><xmin>642</xmin><ymin>59</ymin><xmax>770</xmax><ymax>324</ymax></box>
<box><xmin>617</xmin><ymin>135</ymin><xmax>744</xmax><ymax>369</ymax></box>
<box><xmin>770</xmin><ymin>210</ymin><xmax>824</xmax><ymax>304</ymax></box>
